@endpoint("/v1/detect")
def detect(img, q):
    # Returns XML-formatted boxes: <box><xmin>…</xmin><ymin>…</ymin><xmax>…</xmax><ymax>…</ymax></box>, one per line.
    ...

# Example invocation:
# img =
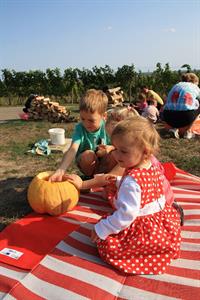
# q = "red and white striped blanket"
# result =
<box><xmin>0</xmin><ymin>166</ymin><xmax>200</xmax><ymax>299</ymax></box>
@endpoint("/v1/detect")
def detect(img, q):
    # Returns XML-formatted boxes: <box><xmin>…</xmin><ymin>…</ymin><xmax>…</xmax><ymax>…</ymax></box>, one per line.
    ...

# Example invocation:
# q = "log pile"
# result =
<box><xmin>28</xmin><ymin>96</ymin><xmax>77</xmax><ymax>123</ymax></box>
<box><xmin>106</xmin><ymin>87</ymin><xmax>124</xmax><ymax>107</ymax></box>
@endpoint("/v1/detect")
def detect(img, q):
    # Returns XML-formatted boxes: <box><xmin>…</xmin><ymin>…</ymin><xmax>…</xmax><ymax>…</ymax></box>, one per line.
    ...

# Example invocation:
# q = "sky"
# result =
<box><xmin>0</xmin><ymin>0</ymin><xmax>200</xmax><ymax>73</ymax></box>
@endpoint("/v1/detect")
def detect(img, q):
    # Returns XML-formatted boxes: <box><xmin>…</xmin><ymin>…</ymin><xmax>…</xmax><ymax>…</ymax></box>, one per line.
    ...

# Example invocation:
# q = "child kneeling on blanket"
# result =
<box><xmin>66</xmin><ymin>117</ymin><xmax>181</xmax><ymax>275</ymax></box>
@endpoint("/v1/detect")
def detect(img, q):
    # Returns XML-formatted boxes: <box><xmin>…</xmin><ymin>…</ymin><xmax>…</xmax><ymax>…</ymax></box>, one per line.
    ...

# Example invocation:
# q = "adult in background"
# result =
<box><xmin>23</xmin><ymin>94</ymin><xmax>38</xmax><ymax>113</ymax></box>
<box><xmin>163</xmin><ymin>73</ymin><xmax>200</xmax><ymax>139</ymax></box>
<box><xmin>141</xmin><ymin>86</ymin><xmax>164</xmax><ymax>108</ymax></box>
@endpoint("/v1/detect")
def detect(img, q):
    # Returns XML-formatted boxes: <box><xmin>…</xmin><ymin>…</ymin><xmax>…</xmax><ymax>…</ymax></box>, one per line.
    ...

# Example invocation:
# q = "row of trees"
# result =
<box><xmin>0</xmin><ymin>63</ymin><xmax>199</xmax><ymax>105</ymax></box>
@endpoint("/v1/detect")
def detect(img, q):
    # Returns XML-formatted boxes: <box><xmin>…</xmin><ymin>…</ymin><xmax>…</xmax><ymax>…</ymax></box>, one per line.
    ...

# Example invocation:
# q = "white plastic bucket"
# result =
<box><xmin>48</xmin><ymin>128</ymin><xmax>65</xmax><ymax>145</ymax></box>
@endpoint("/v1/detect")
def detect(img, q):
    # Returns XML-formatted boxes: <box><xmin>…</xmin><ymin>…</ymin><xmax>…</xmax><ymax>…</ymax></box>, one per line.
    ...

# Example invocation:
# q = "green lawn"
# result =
<box><xmin>0</xmin><ymin>117</ymin><xmax>199</xmax><ymax>229</ymax></box>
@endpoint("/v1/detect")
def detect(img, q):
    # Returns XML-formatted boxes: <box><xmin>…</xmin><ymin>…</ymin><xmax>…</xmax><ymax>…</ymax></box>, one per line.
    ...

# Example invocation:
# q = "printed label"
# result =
<box><xmin>0</xmin><ymin>248</ymin><xmax>23</xmax><ymax>260</ymax></box>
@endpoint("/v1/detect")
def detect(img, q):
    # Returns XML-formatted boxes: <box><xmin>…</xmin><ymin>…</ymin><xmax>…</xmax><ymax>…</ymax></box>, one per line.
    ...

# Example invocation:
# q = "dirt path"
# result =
<box><xmin>0</xmin><ymin>106</ymin><xmax>23</xmax><ymax>121</ymax></box>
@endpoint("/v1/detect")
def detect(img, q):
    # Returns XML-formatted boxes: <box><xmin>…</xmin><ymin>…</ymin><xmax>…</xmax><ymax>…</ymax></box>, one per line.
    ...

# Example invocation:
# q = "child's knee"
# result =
<box><xmin>78</xmin><ymin>150</ymin><xmax>98</xmax><ymax>176</ymax></box>
<box><xmin>80</xmin><ymin>150</ymin><xmax>96</xmax><ymax>163</ymax></box>
<box><xmin>96</xmin><ymin>151</ymin><xmax>117</xmax><ymax>174</ymax></box>
<box><xmin>107</xmin><ymin>151</ymin><xmax>117</xmax><ymax>170</ymax></box>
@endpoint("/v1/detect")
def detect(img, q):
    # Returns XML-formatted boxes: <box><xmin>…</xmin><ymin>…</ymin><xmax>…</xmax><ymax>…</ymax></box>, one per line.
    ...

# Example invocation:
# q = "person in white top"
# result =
<box><xmin>142</xmin><ymin>99</ymin><xmax>159</xmax><ymax>123</ymax></box>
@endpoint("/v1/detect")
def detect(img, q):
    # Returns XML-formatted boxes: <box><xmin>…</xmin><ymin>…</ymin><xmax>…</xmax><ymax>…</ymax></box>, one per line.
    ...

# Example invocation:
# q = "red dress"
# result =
<box><xmin>104</xmin><ymin>156</ymin><xmax>175</xmax><ymax>207</ymax></box>
<box><xmin>97</xmin><ymin>166</ymin><xmax>181</xmax><ymax>274</ymax></box>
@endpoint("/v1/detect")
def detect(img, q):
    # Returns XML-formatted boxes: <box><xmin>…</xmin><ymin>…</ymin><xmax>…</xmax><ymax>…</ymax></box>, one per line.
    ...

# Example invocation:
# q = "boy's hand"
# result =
<box><xmin>95</xmin><ymin>144</ymin><xmax>107</xmax><ymax>157</ymax></box>
<box><xmin>91</xmin><ymin>228</ymin><xmax>99</xmax><ymax>243</ymax></box>
<box><xmin>62</xmin><ymin>174</ymin><xmax>83</xmax><ymax>190</ymax></box>
<box><xmin>96</xmin><ymin>145</ymin><xmax>115</xmax><ymax>157</ymax></box>
<box><xmin>48</xmin><ymin>169</ymin><xmax>65</xmax><ymax>182</ymax></box>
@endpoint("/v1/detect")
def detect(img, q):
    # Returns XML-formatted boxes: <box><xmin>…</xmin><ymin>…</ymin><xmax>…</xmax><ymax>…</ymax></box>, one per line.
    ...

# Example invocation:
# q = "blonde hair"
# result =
<box><xmin>79</xmin><ymin>89</ymin><xmax>108</xmax><ymax>114</ymax></box>
<box><xmin>111</xmin><ymin>116</ymin><xmax>160</xmax><ymax>158</ymax></box>
<box><xmin>181</xmin><ymin>73</ymin><xmax>199</xmax><ymax>85</ymax></box>
<box><xmin>106</xmin><ymin>106</ymin><xmax>139</xmax><ymax>125</ymax></box>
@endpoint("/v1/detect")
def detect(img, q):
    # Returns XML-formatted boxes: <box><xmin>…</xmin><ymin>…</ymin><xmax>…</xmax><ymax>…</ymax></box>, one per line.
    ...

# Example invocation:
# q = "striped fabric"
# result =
<box><xmin>0</xmin><ymin>168</ymin><xmax>200</xmax><ymax>300</ymax></box>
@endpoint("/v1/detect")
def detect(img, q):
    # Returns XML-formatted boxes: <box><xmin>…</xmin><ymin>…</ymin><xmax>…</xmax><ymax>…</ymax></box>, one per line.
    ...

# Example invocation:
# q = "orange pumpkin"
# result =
<box><xmin>28</xmin><ymin>171</ymin><xmax>79</xmax><ymax>216</ymax></box>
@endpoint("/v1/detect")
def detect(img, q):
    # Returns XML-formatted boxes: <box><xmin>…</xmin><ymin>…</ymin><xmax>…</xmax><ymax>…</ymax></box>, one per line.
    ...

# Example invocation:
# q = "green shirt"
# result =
<box><xmin>72</xmin><ymin>121</ymin><xmax>110</xmax><ymax>158</ymax></box>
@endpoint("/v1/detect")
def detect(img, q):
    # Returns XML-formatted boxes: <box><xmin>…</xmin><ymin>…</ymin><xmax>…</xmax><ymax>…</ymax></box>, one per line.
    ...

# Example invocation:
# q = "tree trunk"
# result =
<box><xmin>129</xmin><ymin>84</ymin><xmax>132</xmax><ymax>102</ymax></box>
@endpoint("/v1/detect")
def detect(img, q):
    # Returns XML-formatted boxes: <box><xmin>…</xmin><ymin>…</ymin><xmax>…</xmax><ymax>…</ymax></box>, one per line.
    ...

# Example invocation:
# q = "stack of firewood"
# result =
<box><xmin>28</xmin><ymin>96</ymin><xmax>77</xmax><ymax>123</ymax></box>
<box><xmin>106</xmin><ymin>87</ymin><xmax>124</xmax><ymax>107</ymax></box>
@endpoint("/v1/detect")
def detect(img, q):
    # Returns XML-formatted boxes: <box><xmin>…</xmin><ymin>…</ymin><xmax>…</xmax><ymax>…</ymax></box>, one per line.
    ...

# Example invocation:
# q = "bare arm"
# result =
<box><xmin>65</xmin><ymin>173</ymin><xmax>117</xmax><ymax>190</ymax></box>
<box><xmin>82</xmin><ymin>174</ymin><xmax>116</xmax><ymax>189</ymax></box>
<box><xmin>49</xmin><ymin>142</ymin><xmax>79</xmax><ymax>182</ymax></box>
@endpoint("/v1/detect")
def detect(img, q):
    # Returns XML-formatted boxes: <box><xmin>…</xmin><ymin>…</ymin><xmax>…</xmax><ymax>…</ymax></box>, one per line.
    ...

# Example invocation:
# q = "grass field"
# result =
<box><xmin>0</xmin><ymin>114</ymin><xmax>199</xmax><ymax>230</ymax></box>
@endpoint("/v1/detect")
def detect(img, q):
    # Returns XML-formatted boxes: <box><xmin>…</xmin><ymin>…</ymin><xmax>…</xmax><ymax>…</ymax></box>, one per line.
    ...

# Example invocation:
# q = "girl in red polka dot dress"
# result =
<box><xmin>91</xmin><ymin>116</ymin><xmax>181</xmax><ymax>275</ymax></box>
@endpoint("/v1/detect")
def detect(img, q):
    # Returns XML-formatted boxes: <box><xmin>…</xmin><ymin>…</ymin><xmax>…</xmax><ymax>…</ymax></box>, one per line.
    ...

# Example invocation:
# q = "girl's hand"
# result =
<box><xmin>104</xmin><ymin>174</ymin><xmax>117</xmax><ymax>183</ymax></box>
<box><xmin>91</xmin><ymin>228</ymin><xmax>99</xmax><ymax>243</ymax></box>
<box><xmin>62</xmin><ymin>174</ymin><xmax>83</xmax><ymax>190</ymax></box>
<box><xmin>94</xmin><ymin>173</ymin><xmax>117</xmax><ymax>186</ymax></box>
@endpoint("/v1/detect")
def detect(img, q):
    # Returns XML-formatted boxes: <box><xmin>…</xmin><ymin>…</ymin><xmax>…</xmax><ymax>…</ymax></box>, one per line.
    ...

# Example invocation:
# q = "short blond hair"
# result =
<box><xmin>106</xmin><ymin>106</ymin><xmax>139</xmax><ymax>124</ymax></box>
<box><xmin>79</xmin><ymin>89</ymin><xmax>108</xmax><ymax>114</ymax></box>
<box><xmin>111</xmin><ymin>116</ymin><xmax>160</xmax><ymax>157</ymax></box>
<box><xmin>181</xmin><ymin>73</ymin><xmax>199</xmax><ymax>85</ymax></box>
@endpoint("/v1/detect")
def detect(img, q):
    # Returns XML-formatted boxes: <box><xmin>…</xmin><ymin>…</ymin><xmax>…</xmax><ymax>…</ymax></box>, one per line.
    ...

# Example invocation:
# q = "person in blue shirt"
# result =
<box><xmin>163</xmin><ymin>73</ymin><xmax>200</xmax><ymax>139</ymax></box>
<box><xmin>49</xmin><ymin>89</ymin><xmax>115</xmax><ymax>181</ymax></box>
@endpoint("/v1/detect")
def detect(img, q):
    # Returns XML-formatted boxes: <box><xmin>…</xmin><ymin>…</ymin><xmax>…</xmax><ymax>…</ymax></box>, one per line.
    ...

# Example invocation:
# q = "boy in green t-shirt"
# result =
<box><xmin>49</xmin><ymin>89</ymin><xmax>116</xmax><ymax>181</ymax></box>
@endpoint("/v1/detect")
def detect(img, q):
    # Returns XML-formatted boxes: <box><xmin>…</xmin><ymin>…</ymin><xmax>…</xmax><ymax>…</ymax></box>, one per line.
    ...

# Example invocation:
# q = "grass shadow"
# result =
<box><xmin>0</xmin><ymin>176</ymin><xmax>33</xmax><ymax>230</ymax></box>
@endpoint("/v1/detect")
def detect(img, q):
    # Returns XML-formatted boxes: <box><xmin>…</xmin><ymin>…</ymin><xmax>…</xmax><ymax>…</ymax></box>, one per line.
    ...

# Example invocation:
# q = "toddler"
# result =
<box><xmin>95</xmin><ymin>106</ymin><xmax>139</xmax><ymax>172</ymax></box>
<box><xmin>98</xmin><ymin>108</ymin><xmax>174</xmax><ymax>207</ymax></box>
<box><xmin>93</xmin><ymin>117</ymin><xmax>181</xmax><ymax>274</ymax></box>
<box><xmin>142</xmin><ymin>99</ymin><xmax>160</xmax><ymax>123</ymax></box>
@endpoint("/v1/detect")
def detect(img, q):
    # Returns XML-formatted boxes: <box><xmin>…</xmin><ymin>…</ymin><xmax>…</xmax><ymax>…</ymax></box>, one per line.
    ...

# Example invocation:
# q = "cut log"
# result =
<box><xmin>28</xmin><ymin>96</ymin><xmax>77</xmax><ymax>122</ymax></box>
<box><xmin>106</xmin><ymin>86</ymin><xmax>124</xmax><ymax>107</ymax></box>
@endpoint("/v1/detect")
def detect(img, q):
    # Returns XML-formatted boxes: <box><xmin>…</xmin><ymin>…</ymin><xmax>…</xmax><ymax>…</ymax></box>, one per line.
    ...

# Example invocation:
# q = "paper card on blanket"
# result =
<box><xmin>0</xmin><ymin>212</ymin><xmax>80</xmax><ymax>270</ymax></box>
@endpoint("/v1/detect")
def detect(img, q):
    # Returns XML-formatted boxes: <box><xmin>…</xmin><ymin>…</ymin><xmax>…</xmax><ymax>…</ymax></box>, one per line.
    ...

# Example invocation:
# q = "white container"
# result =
<box><xmin>48</xmin><ymin>128</ymin><xmax>65</xmax><ymax>145</ymax></box>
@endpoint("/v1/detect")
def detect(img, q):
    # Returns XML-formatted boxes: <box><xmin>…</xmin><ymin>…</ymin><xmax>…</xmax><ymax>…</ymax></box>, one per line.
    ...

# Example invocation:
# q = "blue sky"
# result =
<box><xmin>0</xmin><ymin>0</ymin><xmax>199</xmax><ymax>72</ymax></box>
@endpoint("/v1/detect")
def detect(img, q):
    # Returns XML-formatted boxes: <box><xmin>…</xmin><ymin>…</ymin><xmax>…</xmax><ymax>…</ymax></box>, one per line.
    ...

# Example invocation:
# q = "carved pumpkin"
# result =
<box><xmin>28</xmin><ymin>171</ymin><xmax>79</xmax><ymax>216</ymax></box>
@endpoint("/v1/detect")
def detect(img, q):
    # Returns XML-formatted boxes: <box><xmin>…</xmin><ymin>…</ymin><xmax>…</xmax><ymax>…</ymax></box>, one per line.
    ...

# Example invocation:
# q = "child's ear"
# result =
<box><xmin>103</xmin><ymin>112</ymin><xmax>107</xmax><ymax>121</ymax></box>
<box><xmin>144</xmin><ymin>148</ymin><xmax>151</xmax><ymax>160</ymax></box>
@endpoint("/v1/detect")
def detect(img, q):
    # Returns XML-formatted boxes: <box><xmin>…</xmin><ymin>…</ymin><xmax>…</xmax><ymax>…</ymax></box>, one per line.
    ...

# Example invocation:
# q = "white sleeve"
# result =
<box><xmin>95</xmin><ymin>176</ymin><xmax>141</xmax><ymax>240</ymax></box>
<box><xmin>116</xmin><ymin>176</ymin><xmax>122</xmax><ymax>188</ymax></box>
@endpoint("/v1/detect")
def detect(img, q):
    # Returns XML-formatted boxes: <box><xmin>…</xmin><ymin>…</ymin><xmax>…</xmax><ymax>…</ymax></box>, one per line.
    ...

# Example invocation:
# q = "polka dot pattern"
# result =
<box><xmin>97</xmin><ymin>166</ymin><xmax>181</xmax><ymax>275</ymax></box>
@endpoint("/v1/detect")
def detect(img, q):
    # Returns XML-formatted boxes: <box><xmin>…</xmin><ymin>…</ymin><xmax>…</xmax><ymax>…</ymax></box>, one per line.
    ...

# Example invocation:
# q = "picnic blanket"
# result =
<box><xmin>0</xmin><ymin>213</ymin><xmax>79</xmax><ymax>269</ymax></box>
<box><xmin>0</xmin><ymin>163</ymin><xmax>199</xmax><ymax>299</ymax></box>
